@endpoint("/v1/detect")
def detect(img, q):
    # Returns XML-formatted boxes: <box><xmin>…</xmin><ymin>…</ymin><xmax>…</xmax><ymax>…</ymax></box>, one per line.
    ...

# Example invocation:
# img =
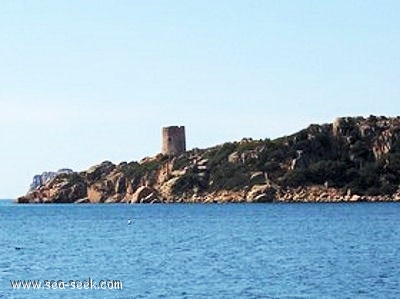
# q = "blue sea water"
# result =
<box><xmin>0</xmin><ymin>200</ymin><xmax>400</xmax><ymax>299</ymax></box>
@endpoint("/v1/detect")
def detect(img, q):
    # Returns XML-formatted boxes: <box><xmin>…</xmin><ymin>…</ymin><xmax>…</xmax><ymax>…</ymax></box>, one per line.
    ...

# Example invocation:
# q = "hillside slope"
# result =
<box><xmin>18</xmin><ymin>115</ymin><xmax>400</xmax><ymax>203</ymax></box>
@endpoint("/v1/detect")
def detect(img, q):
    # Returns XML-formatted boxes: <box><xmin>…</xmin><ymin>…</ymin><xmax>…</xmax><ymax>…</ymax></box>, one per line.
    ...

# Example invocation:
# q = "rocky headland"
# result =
<box><xmin>18</xmin><ymin>115</ymin><xmax>400</xmax><ymax>203</ymax></box>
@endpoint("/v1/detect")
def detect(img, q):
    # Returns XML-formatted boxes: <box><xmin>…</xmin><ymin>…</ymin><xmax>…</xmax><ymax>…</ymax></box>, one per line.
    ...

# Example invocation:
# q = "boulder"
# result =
<box><xmin>228</xmin><ymin>151</ymin><xmax>240</xmax><ymax>163</ymax></box>
<box><xmin>246</xmin><ymin>184</ymin><xmax>277</xmax><ymax>203</ymax></box>
<box><xmin>350</xmin><ymin>194</ymin><xmax>361</xmax><ymax>202</ymax></box>
<box><xmin>87</xmin><ymin>185</ymin><xmax>105</xmax><ymax>203</ymax></box>
<box><xmin>140</xmin><ymin>192</ymin><xmax>159</xmax><ymax>203</ymax></box>
<box><xmin>250</xmin><ymin>172</ymin><xmax>265</xmax><ymax>185</ymax></box>
<box><xmin>74</xmin><ymin>198</ymin><xmax>90</xmax><ymax>204</ymax></box>
<box><xmin>197</xmin><ymin>165</ymin><xmax>208</xmax><ymax>171</ymax></box>
<box><xmin>87</xmin><ymin>180</ymin><xmax>114</xmax><ymax>203</ymax></box>
<box><xmin>130</xmin><ymin>186</ymin><xmax>158</xmax><ymax>203</ymax></box>
<box><xmin>197</xmin><ymin>159</ymin><xmax>208</xmax><ymax>166</ymax></box>
<box><xmin>54</xmin><ymin>181</ymin><xmax>87</xmax><ymax>203</ymax></box>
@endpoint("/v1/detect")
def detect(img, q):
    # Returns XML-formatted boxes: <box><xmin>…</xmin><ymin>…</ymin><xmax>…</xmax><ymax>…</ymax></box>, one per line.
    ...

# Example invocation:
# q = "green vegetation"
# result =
<box><xmin>209</xmin><ymin>163</ymin><xmax>249</xmax><ymax>191</ymax></box>
<box><xmin>141</xmin><ymin>159</ymin><xmax>163</xmax><ymax>172</ymax></box>
<box><xmin>236</xmin><ymin>139</ymin><xmax>261</xmax><ymax>153</ymax></box>
<box><xmin>280</xmin><ymin>152</ymin><xmax>400</xmax><ymax>196</ymax></box>
<box><xmin>118</xmin><ymin>159</ymin><xmax>164</xmax><ymax>190</ymax></box>
<box><xmin>204</xmin><ymin>142</ymin><xmax>237</xmax><ymax>166</ymax></box>
<box><xmin>172</xmin><ymin>154</ymin><xmax>190</xmax><ymax>170</ymax></box>
<box><xmin>172</xmin><ymin>170</ymin><xmax>206</xmax><ymax>196</ymax></box>
<box><xmin>204</xmin><ymin>142</ymin><xmax>251</xmax><ymax>191</ymax></box>
<box><xmin>57</xmin><ymin>172</ymin><xmax>85</xmax><ymax>186</ymax></box>
<box><xmin>194</xmin><ymin>122</ymin><xmax>400</xmax><ymax>196</ymax></box>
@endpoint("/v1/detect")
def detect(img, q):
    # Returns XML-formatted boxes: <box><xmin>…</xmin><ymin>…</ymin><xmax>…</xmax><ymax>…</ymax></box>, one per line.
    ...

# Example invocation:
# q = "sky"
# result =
<box><xmin>0</xmin><ymin>0</ymin><xmax>399</xmax><ymax>198</ymax></box>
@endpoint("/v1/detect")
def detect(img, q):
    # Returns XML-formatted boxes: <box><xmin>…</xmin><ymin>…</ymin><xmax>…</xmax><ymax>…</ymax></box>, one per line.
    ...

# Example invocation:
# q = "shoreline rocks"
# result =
<box><xmin>17</xmin><ymin>180</ymin><xmax>400</xmax><ymax>204</ymax></box>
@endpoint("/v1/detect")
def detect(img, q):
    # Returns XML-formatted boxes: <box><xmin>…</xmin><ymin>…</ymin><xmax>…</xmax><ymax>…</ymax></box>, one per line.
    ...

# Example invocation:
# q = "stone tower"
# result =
<box><xmin>162</xmin><ymin>126</ymin><xmax>186</xmax><ymax>155</ymax></box>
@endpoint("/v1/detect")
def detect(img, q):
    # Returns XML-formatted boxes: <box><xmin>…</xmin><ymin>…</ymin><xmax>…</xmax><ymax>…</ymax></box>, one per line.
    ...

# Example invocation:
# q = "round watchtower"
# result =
<box><xmin>162</xmin><ymin>126</ymin><xmax>186</xmax><ymax>155</ymax></box>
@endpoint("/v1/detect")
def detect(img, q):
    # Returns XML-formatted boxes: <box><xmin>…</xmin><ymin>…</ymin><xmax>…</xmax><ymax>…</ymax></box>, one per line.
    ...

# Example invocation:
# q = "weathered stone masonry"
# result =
<box><xmin>161</xmin><ymin>126</ymin><xmax>186</xmax><ymax>155</ymax></box>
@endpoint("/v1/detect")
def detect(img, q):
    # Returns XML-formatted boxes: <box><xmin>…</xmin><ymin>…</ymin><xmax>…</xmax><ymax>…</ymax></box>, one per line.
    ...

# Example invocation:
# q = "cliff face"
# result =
<box><xmin>17</xmin><ymin>116</ymin><xmax>400</xmax><ymax>203</ymax></box>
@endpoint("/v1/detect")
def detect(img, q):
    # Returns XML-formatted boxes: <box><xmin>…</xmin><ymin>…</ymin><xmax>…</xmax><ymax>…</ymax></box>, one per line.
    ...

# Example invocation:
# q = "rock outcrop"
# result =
<box><xmin>29</xmin><ymin>169</ymin><xmax>73</xmax><ymax>191</ymax></box>
<box><xmin>20</xmin><ymin>172</ymin><xmax>86</xmax><ymax>203</ymax></box>
<box><xmin>246</xmin><ymin>184</ymin><xmax>277</xmax><ymax>203</ymax></box>
<box><xmin>17</xmin><ymin>115</ymin><xmax>400</xmax><ymax>203</ymax></box>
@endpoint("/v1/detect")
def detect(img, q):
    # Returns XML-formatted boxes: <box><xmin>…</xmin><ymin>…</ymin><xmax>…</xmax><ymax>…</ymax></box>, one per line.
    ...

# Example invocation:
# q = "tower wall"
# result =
<box><xmin>162</xmin><ymin>126</ymin><xmax>186</xmax><ymax>155</ymax></box>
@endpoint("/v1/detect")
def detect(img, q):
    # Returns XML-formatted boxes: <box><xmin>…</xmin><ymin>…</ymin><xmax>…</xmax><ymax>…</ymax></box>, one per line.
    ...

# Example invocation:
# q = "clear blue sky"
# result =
<box><xmin>1</xmin><ymin>0</ymin><xmax>399</xmax><ymax>198</ymax></box>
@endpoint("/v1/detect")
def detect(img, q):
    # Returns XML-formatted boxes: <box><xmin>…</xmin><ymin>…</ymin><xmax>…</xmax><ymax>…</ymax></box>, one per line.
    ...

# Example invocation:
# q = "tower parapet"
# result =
<box><xmin>162</xmin><ymin>126</ymin><xmax>186</xmax><ymax>155</ymax></box>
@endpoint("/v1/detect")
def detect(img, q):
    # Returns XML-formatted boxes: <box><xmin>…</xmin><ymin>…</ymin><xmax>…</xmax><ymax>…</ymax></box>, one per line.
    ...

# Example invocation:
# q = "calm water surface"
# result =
<box><xmin>0</xmin><ymin>200</ymin><xmax>399</xmax><ymax>298</ymax></box>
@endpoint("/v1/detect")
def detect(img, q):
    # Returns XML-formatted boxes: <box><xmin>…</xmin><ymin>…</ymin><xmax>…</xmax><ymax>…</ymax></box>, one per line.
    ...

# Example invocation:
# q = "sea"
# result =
<box><xmin>0</xmin><ymin>200</ymin><xmax>399</xmax><ymax>299</ymax></box>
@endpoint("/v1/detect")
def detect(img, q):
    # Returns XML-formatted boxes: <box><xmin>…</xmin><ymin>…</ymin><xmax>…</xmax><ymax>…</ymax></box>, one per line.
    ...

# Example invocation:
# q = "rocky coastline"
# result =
<box><xmin>17</xmin><ymin>115</ymin><xmax>400</xmax><ymax>204</ymax></box>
